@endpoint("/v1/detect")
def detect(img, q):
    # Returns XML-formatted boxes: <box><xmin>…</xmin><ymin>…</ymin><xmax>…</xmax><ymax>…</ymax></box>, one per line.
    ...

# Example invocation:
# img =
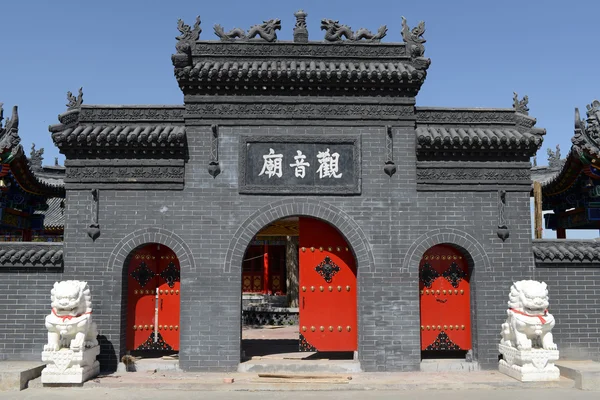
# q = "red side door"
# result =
<box><xmin>419</xmin><ymin>244</ymin><xmax>471</xmax><ymax>351</ymax></box>
<box><xmin>298</xmin><ymin>217</ymin><xmax>357</xmax><ymax>352</ymax></box>
<box><xmin>126</xmin><ymin>244</ymin><xmax>180</xmax><ymax>351</ymax></box>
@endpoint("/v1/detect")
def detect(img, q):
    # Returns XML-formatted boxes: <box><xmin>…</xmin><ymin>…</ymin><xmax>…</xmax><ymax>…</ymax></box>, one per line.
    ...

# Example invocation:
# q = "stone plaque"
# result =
<box><xmin>239</xmin><ymin>135</ymin><xmax>361</xmax><ymax>194</ymax></box>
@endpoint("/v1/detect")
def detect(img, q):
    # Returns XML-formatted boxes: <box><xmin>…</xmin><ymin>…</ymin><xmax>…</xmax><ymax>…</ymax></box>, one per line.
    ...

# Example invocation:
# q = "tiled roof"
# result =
<box><xmin>179</xmin><ymin>60</ymin><xmax>426</xmax><ymax>84</ymax></box>
<box><xmin>532</xmin><ymin>239</ymin><xmax>600</xmax><ymax>263</ymax></box>
<box><xmin>0</xmin><ymin>243</ymin><xmax>63</xmax><ymax>268</ymax></box>
<box><xmin>35</xmin><ymin>197</ymin><xmax>64</xmax><ymax>229</ymax></box>
<box><xmin>51</xmin><ymin>125</ymin><xmax>186</xmax><ymax>148</ymax></box>
<box><xmin>416</xmin><ymin>126</ymin><xmax>545</xmax><ymax>154</ymax></box>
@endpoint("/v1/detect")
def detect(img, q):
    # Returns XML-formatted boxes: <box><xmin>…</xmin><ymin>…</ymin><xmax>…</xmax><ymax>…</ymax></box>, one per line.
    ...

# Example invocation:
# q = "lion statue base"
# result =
<box><xmin>498</xmin><ymin>280</ymin><xmax>560</xmax><ymax>382</ymax></box>
<box><xmin>41</xmin><ymin>281</ymin><xmax>100</xmax><ymax>384</ymax></box>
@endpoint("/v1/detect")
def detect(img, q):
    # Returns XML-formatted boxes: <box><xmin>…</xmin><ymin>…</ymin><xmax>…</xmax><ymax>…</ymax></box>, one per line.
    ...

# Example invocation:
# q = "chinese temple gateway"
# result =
<box><xmin>1</xmin><ymin>11</ymin><xmax>600</xmax><ymax>372</ymax></box>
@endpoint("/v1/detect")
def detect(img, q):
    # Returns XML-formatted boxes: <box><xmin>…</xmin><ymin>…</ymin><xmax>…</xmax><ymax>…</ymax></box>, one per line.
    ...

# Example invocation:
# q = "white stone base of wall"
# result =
<box><xmin>41</xmin><ymin>346</ymin><xmax>100</xmax><ymax>384</ymax></box>
<box><xmin>498</xmin><ymin>343</ymin><xmax>560</xmax><ymax>382</ymax></box>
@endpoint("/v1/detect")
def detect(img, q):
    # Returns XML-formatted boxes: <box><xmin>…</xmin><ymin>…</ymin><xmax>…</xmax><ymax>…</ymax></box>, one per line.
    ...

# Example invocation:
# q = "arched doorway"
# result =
<box><xmin>241</xmin><ymin>216</ymin><xmax>357</xmax><ymax>359</ymax></box>
<box><xmin>419</xmin><ymin>244</ymin><xmax>471</xmax><ymax>358</ymax></box>
<box><xmin>126</xmin><ymin>243</ymin><xmax>181</xmax><ymax>353</ymax></box>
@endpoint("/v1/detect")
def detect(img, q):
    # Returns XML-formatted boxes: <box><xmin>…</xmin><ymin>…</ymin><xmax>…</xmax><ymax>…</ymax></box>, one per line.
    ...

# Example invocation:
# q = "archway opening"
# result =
<box><xmin>124</xmin><ymin>243</ymin><xmax>181</xmax><ymax>362</ymax></box>
<box><xmin>241</xmin><ymin>216</ymin><xmax>357</xmax><ymax>362</ymax></box>
<box><xmin>419</xmin><ymin>244</ymin><xmax>472</xmax><ymax>360</ymax></box>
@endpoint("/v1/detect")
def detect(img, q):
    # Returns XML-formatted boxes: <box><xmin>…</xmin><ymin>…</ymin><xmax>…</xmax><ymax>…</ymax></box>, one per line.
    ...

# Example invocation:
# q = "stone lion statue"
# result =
<box><xmin>500</xmin><ymin>280</ymin><xmax>556</xmax><ymax>350</ymax></box>
<box><xmin>44</xmin><ymin>281</ymin><xmax>98</xmax><ymax>352</ymax></box>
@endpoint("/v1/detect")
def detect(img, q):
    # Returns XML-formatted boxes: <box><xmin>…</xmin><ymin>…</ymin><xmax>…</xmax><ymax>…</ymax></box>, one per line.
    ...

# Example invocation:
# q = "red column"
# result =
<box><xmin>263</xmin><ymin>243</ymin><xmax>270</xmax><ymax>294</ymax></box>
<box><xmin>556</xmin><ymin>228</ymin><xmax>566</xmax><ymax>239</ymax></box>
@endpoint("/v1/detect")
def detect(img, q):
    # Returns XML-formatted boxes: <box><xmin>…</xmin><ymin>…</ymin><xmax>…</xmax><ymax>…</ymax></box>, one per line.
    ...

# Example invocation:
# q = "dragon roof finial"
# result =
<box><xmin>512</xmin><ymin>92</ymin><xmax>529</xmax><ymax>115</ymax></box>
<box><xmin>401</xmin><ymin>16</ymin><xmax>426</xmax><ymax>57</ymax></box>
<box><xmin>176</xmin><ymin>16</ymin><xmax>201</xmax><ymax>54</ymax></box>
<box><xmin>66</xmin><ymin>87</ymin><xmax>84</xmax><ymax>110</ymax></box>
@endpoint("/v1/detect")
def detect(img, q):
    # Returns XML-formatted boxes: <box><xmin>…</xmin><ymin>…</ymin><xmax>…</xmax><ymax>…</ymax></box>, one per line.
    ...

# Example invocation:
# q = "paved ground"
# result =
<box><xmin>4</xmin><ymin>388</ymin><xmax>600</xmax><ymax>400</ymax></box>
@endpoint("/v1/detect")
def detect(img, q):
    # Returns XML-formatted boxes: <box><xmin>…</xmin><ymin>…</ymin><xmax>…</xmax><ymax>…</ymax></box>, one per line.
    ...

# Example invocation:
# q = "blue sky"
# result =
<box><xmin>1</xmin><ymin>0</ymin><xmax>599</xmax><ymax>237</ymax></box>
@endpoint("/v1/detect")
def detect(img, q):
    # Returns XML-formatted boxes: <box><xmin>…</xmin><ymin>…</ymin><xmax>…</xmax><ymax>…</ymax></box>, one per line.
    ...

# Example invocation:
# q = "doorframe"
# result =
<box><xmin>226</xmin><ymin>198</ymin><xmax>375</xmax><ymax>366</ymax></box>
<box><xmin>403</xmin><ymin>229</ymin><xmax>491</xmax><ymax>364</ymax></box>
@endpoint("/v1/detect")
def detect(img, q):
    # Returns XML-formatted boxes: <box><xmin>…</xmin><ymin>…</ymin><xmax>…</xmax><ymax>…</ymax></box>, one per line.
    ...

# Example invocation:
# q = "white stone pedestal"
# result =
<box><xmin>498</xmin><ymin>344</ymin><xmax>560</xmax><ymax>382</ymax></box>
<box><xmin>41</xmin><ymin>345</ymin><xmax>100</xmax><ymax>384</ymax></box>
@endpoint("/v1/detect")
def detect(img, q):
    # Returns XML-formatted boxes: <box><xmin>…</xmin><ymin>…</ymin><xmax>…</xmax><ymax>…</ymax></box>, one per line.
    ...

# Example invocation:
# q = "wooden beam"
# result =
<box><xmin>533</xmin><ymin>181</ymin><xmax>543</xmax><ymax>239</ymax></box>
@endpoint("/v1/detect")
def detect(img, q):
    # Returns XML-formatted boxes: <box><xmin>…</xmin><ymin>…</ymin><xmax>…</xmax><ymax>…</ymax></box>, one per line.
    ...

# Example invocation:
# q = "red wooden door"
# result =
<box><xmin>126</xmin><ymin>244</ymin><xmax>180</xmax><ymax>351</ymax></box>
<box><xmin>419</xmin><ymin>244</ymin><xmax>471</xmax><ymax>351</ymax></box>
<box><xmin>298</xmin><ymin>217</ymin><xmax>357</xmax><ymax>352</ymax></box>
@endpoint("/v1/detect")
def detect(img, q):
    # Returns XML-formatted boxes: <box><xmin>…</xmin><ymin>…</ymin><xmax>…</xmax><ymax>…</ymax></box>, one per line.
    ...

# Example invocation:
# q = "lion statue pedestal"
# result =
<box><xmin>41</xmin><ymin>281</ymin><xmax>100</xmax><ymax>385</ymax></box>
<box><xmin>498</xmin><ymin>280</ymin><xmax>560</xmax><ymax>382</ymax></box>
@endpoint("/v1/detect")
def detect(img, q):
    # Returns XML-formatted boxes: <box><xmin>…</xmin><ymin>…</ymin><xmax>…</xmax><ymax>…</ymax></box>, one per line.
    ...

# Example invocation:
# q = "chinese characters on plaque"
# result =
<box><xmin>239</xmin><ymin>136</ymin><xmax>360</xmax><ymax>195</ymax></box>
<box><xmin>259</xmin><ymin>148</ymin><xmax>342</xmax><ymax>180</ymax></box>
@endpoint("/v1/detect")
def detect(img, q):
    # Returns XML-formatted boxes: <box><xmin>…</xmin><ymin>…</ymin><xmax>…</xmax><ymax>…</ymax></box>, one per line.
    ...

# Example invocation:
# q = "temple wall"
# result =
<box><xmin>534</xmin><ymin>261</ymin><xmax>600</xmax><ymax>362</ymax></box>
<box><xmin>53</xmin><ymin>122</ymin><xmax>536</xmax><ymax>371</ymax></box>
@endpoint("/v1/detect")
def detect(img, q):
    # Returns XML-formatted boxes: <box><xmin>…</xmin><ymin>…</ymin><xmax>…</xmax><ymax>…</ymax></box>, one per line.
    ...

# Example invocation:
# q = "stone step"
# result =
<box><xmin>420</xmin><ymin>359</ymin><xmax>480</xmax><ymax>372</ymax></box>
<box><xmin>556</xmin><ymin>360</ymin><xmax>600</xmax><ymax>390</ymax></box>
<box><xmin>238</xmin><ymin>359</ymin><xmax>362</xmax><ymax>373</ymax></box>
<box><xmin>0</xmin><ymin>361</ymin><xmax>45</xmax><ymax>391</ymax></box>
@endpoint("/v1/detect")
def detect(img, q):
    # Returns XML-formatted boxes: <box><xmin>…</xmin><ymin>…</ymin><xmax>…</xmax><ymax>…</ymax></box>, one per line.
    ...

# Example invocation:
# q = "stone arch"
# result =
<box><xmin>402</xmin><ymin>228</ymin><xmax>491</xmax><ymax>274</ymax></box>
<box><xmin>107</xmin><ymin>227</ymin><xmax>196</xmax><ymax>274</ymax></box>
<box><xmin>224</xmin><ymin>197</ymin><xmax>374</xmax><ymax>275</ymax></box>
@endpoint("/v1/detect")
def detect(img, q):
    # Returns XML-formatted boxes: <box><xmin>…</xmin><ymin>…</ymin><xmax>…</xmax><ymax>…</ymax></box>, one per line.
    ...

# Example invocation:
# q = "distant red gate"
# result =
<box><xmin>126</xmin><ymin>244</ymin><xmax>180</xmax><ymax>351</ymax></box>
<box><xmin>298</xmin><ymin>217</ymin><xmax>357</xmax><ymax>352</ymax></box>
<box><xmin>419</xmin><ymin>244</ymin><xmax>471</xmax><ymax>352</ymax></box>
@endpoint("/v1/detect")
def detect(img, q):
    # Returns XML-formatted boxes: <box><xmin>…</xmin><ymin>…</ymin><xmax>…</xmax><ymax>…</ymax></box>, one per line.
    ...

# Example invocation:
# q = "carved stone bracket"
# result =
<box><xmin>87</xmin><ymin>189</ymin><xmax>100</xmax><ymax>241</ymax></box>
<box><xmin>497</xmin><ymin>189</ymin><xmax>509</xmax><ymax>241</ymax></box>
<box><xmin>384</xmin><ymin>125</ymin><xmax>396</xmax><ymax>177</ymax></box>
<box><xmin>208</xmin><ymin>124</ymin><xmax>221</xmax><ymax>178</ymax></box>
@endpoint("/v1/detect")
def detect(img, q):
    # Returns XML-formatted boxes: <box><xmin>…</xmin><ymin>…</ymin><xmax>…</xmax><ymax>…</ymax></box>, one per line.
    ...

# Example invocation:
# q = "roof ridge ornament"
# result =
<box><xmin>213</xmin><ymin>19</ymin><xmax>281</xmax><ymax>42</ymax></box>
<box><xmin>0</xmin><ymin>105</ymin><xmax>20</xmax><ymax>160</ymax></box>
<box><xmin>30</xmin><ymin>143</ymin><xmax>44</xmax><ymax>173</ymax></box>
<box><xmin>175</xmin><ymin>16</ymin><xmax>201</xmax><ymax>54</ymax></box>
<box><xmin>572</xmin><ymin>99</ymin><xmax>600</xmax><ymax>159</ymax></box>
<box><xmin>513</xmin><ymin>92</ymin><xmax>529</xmax><ymax>115</ymax></box>
<box><xmin>293</xmin><ymin>10</ymin><xmax>309</xmax><ymax>43</ymax></box>
<box><xmin>321</xmin><ymin>18</ymin><xmax>387</xmax><ymax>43</ymax></box>
<box><xmin>66</xmin><ymin>87</ymin><xmax>83</xmax><ymax>110</ymax></box>
<box><xmin>321</xmin><ymin>19</ymin><xmax>387</xmax><ymax>43</ymax></box>
<box><xmin>401</xmin><ymin>16</ymin><xmax>426</xmax><ymax>57</ymax></box>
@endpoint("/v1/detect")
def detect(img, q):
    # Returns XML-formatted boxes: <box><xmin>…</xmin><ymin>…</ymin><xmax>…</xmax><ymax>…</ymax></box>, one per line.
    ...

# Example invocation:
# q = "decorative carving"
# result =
<box><xmin>315</xmin><ymin>256</ymin><xmax>340</xmax><ymax>283</ymax></box>
<box><xmin>0</xmin><ymin>105</ymin><xmax>20</xmax><ymax>155</ymax></box>
<box><xmin>213</xmin><ymin>19</ymin><xmax>281</xmax><ymax>42</ymax></box>
<box><xmin>175</xmin><ymin>16</ymin><xmax>201</xmax><ymax>54</ymax></box>
<box><xmin>186</xmin><ymin>103</ymin><xmax>414</xmax><ymax>119</ymax></box>
<box><xmin>191</xmin><ymin>42</ymin><xmax>407</xmax><ymax>57</ymax></box>
<box><xmin>497</xmin><ymin>189</ymin><xmax>509</xmax><ymax>241</ymax></box>
<box><xmin>208</xmin><ymin>124</ymin><xmax>221</xmax><ymax>178</ymax></box>
<box><xmin>498</xmin><ymin>280</ymin><xmax>559</xmax><ymax>382</ymax></box>
<box><xmin>417</xmin><ymin>168</ymin><xmax>531</xmax><ymax>182</ymax></box>
<box><xmin>42</xmin><ymin>280</ymin><xmax>100</xmax><ymax>384</ymax></box>
<box><xmin>293</xmin><ymin>10</ymin><xmax>308</xmax><ymax>43</ymax></box>
<box><xmin>299</xmin><ymin>333</ymin><xmax>316</xmax><ymax>352</ymax></box>
<box><xmin>513</xmin><ymin>92</ymin><xmax>529</xmax><ymax>115</ymax></box>
<box><xmin>30</xmin><ymin>143</ymin><xmax>44</xmax><ymax>173</ymax></box>
<box><xmin>66</xmin><ymin>87</ymin><xmax>84</xmax><ymax>110</ymax></box>
<box><xmin>546</xmin><ymin>145</ymin><xmax>563</xmax><ymax>169</ymax></box>
<box><xmin>442</xmin><ymin>262</ymin><xmax>467</xmax><ymax>288</ymax></box>
<box><xmin>401</xmin><ymin>16</ymin><xmax>426</xmax><ymax>57</ymax></box>
<box><xmin>87</xmin><ymin>189</ymin><xmax>100</xmax><ymax>241</ymax></box>
<box><xmin>416</xmin><ymin>109</ymin><xmax>515</xmax><ymax>124</ymax></box>
<box><xmin>425</xmin><ymin>331</ymin><xmax>460</xmax><ymax>351</ymax></box>
<box><xmin>384</xmin><ymin>125</ymin><xmax>396</xmax><ymax>177</ymax></box>
<box><xmin>419</xmin><ymin>262</ymin><xmax>439</xmax><ymax>288</ymax></box>
<box><xmin>78</xmin><ymin>107</ymin><xmax>184</xmax><ymax>122</ymax></box>
<box><xmin>321</xmin><ymin>19</ymin><xmax>387</xmax><ymax>42</ymax></box>
<box><xmin>66</xmin><ymin>166</ymin><xmax>185</xmax><ymax>182</ymax></box>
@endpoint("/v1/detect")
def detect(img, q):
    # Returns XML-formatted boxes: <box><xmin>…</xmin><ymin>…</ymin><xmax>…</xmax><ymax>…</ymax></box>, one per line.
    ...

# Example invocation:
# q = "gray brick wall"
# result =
<box><xmin>47</xmin><ymin>123</ymin><xmax>535</xmax><ymax>371</ymax></box>
<box><xmin>534</xmin><ymin>265</ymin><xmax>600</xmax><ymax>362</ymax></box>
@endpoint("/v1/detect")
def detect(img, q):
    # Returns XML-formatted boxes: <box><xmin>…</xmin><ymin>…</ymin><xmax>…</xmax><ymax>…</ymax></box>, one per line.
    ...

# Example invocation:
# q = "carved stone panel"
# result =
<box><xmin>239</xmin><ymin>135</ymin><xmax>361</xmax><ymax>195</ymax></box>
